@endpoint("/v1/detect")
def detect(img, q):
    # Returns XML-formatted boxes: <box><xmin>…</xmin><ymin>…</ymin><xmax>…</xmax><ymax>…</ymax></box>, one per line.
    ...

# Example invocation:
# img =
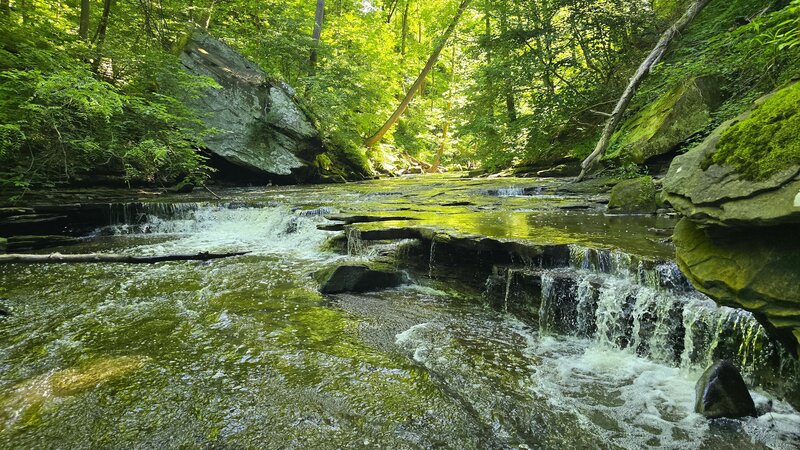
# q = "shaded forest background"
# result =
<box><xmin>0</xmin><ymin>0</ymin><xmax>798</xmax><ymax>189</ymax></box>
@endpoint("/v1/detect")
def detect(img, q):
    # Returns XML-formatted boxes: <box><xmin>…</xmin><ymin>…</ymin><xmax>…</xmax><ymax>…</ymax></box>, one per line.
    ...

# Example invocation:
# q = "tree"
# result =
<box><xmin>78</xmin><ymin>0</ymin><xmax>90</xmax><ymax>40</ymax></box>
<box><xmin>577</xmin><ymin>0</ymin><xmax>713</xmax><ymax>180</ymax></box>
<box><xmin>365</xmin><ymin>0</ymin><xmax>472</xmax><ymax>147</ymax></box>
<box><xmin>310</xmin><ymin>0</ymin><xmax>324</xmax><ymax>68</ymax></box>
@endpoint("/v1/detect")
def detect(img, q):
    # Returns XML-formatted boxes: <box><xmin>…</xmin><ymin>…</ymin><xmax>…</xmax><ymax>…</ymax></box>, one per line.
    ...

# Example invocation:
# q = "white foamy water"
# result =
<box><xmin>110</xmin><ymin>204</ymin><xmax>339</xmax><ymax>261</ymax></box>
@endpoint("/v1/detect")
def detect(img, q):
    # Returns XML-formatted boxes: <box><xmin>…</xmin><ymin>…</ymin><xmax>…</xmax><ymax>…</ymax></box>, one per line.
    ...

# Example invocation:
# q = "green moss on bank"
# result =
<box><xmin>712</xmin><ymin>83</ymin><xmax>800</xmax><ymax>180</ymax></box>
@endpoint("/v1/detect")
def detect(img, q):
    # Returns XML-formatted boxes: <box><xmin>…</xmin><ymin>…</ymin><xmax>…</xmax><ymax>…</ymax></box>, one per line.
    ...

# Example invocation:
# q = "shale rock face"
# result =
<box><xmin>180</xmin><ymin>32</ymin><xmax>324</xmax><ymax>180</ymax></box>
<box><xmin>667</xmin><ymin>85</ymin><xmax>800</xmax><ymax>357</ymax></box>
<box><xmin>695</xmin><ymin>360</ymin><xmax>757</xmax><ymax>419</ymax></box>
<box><xmin>609</xmin><ymin>77</ymin><xmax>722</xmax><ymax>164</ymax></box>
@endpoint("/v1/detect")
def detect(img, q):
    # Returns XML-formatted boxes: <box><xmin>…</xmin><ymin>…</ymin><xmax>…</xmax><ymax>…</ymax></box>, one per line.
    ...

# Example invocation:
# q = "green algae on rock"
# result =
<box><xmin>712</xmin><ymin>82</ymin><xmax>800</xmax><ymax>181</ymax></box>
<box><xmin>607</xmin><ymin>77</ymin><xmax>722</xmax><ymax>164</ymax></box>
<box><xmin>607</xmin><ymin>176</ymin><xmax>657</xmax><ymax>214</ymax></box>
<box><xmin>673</xmin><ymin>219</ymin><xmax>800</xmax><ymax>358</ymax></box>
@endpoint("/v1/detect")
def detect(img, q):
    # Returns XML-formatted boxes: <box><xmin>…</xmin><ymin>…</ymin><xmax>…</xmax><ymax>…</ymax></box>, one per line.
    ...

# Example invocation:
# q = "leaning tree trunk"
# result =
<box><xmin>576</xmin><ymin>0</ymin><xmax>712</xmax><ymax>181</ymax></box>
<box><xmin>310</xmin><ymin>0</ymin><xmax>325</xmax><ymax>68</ymax></box>
<box><xmin>365</xmin><ymin>0</ymin><xmax>471</xmax><ymax>148</ymax></box>
<box><xmin>0</xmin><ymin>251</ymin><xmax>249</xmax><ymax>264</ymax></box>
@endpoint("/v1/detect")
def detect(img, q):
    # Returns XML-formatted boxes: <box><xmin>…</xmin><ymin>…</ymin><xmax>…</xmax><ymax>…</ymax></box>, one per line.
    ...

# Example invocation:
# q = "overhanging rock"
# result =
<box><xmin>180</xmin><ymin>32</ymin><xmax>324</xmax><ymax>181</ymax></box>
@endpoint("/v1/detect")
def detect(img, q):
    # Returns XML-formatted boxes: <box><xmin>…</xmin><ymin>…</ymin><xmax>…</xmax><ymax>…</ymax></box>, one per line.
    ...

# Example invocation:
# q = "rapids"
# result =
<box><xmin>1</xmin><ymin>176</ymin><xmax>799</xmax><ymax>449</ymax></box>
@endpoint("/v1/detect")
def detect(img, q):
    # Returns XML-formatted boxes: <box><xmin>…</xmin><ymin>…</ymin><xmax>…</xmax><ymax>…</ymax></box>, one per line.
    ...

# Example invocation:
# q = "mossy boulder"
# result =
<box><xmin>695</xmin><ymin>360</ymin><xmax>757</xmax><ymax>419</ymax></box>
<box><xmin>711</xmin><ymin>82</ymin><xmax>800</xmax><ymax>181</ymax></box>
<box><xmin>663</xmin><ymin>85</ymin><xmax>800</xmax><ymax>227</ymax></box>
<box><xmin>607</xmin><ymin>176</ymin><xmax>657</xmax><ymax>214</ymax></box>
<box><xmin>673</xmin><ymin>219</ymin><xmax>800</xmax><ymax>358</ymax></box>
<box><xmin>0</xmin><ymin>237</ymin><xmax>6</xmax><ymax>253</ymax></box>
<box><xmin>608</xmin><ymin>77</ymin><xmax>722</xmax><ymax>164</ymax></box>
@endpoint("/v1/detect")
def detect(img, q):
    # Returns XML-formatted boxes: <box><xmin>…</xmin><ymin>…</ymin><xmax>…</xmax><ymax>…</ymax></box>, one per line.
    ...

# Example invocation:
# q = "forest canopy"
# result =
<box><xmin>0</xmin><ymin>0</ymin><xmax>798</xmax><ymax>189</ymax></box>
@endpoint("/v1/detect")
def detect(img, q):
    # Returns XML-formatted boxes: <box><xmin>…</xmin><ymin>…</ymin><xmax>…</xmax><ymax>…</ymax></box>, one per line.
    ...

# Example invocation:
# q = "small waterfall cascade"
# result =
<box><xmin>101</xmin><ymin>202</ymin><xmax>335</xmax><ymax>258</ymax></box>
<box><xmin>493</xmin><ymin>244</ymin><xmax>799</xmax><ymax>403</ymax></box>
<box><xmin>346</xmin><ymin>228</ymin><xmax>365</xmax><ymax>256</ymax></box>
<box><xmin>494</xmin><ymin>187</ymin><xmax>526</xmax><ymax>197</ymax></box>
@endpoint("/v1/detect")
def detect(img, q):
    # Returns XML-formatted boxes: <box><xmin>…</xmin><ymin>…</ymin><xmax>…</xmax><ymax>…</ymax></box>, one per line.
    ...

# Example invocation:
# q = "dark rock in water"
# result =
<box><xmin>317</xmin><ymin>265</ymin><xmax>408</xmax><ymax>294</ymax></box>
<box><xmin>607</xmin><ymin>177</ymin><xmax>657</xmax><ymax>214</ymax></box>
<box><xmin>695</xmin><ymin>361</ymin><xmax>757</xmax><ymax>419</ymax></box>
<box><xmin>0</xmin><ymin>299</ymin><xmax>10</xmax><ymax>317</ymax></box>
<box><xmin>180</xmin><ymin>32</ymin><xmax>325</xmax><ymax>181</ymax></box>
<box><xmin>0</xmin><ymin>237</ymin><xmax>6</xmax><ymax>253</ymax></box>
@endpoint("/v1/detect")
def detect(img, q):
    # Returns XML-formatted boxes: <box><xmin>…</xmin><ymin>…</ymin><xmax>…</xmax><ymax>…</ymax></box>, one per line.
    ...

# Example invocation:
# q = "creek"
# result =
<box><xmin>1</xmin><ymin>176</ymin><xmax>799</xmax><ymax>449</ymax></box>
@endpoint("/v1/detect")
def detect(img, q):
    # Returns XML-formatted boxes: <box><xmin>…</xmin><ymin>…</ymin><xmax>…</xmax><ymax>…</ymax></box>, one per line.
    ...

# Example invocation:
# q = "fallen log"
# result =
<box><xmin>0</xmin><ymin>251</ymin><xmax>249</xmax><ymax>264</ymax></box>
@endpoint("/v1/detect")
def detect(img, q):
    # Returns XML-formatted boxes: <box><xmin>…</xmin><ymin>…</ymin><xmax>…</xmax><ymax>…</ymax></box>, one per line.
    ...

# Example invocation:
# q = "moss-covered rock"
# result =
<box><xmin>315</xmin><ymin>265</ymin><xmax>408</xmax><ymax>294</ymax></box>
<box><xmin>673</xmin><ymin>219</ymin><xmax>800</xmax><ymax>358</ymax></box>
<box><xmin>663</xmin><ymin>85</ymin><xmax>800</xmax><ymax>227</ymax></box>
<box><xmin>608</xmin><ymin>77</ymin><xmax>722</xmax><ymax>164</ymax></box>
<box><xmin>711</xmin><ymin>82</ymin><xmax>800</xmax><ymax>181</ymax></box>
<box><xmin>0</xmin><ymin>237</ymin><xmax>6</xmax><ymax>253</ymax></box>
<box><xmin>607</xmin><ymin>176</ymin><xmax>657</xmax><ymax>214</ymax></box>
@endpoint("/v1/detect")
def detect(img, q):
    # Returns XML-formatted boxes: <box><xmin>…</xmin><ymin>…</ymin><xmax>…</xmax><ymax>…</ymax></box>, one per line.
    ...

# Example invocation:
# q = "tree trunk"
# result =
<box><xmin>0</xmin><ymin>251</ymin><xmax>249</xmax><ymax>265</ymax></box>
<box><xmin>365</xmin><ymin>0</ymin><xmax>471</xmax><ymax>147</ymax></box>
<box><xmin>91</xmin><ymin>0</ymin><xmax>112</xmax><ymax>74</ymax></box>
<box><xmin>78</xmin><ymin>0</ymin><xmax>90</xmax><ymax>40</ymax></box>
<box><xmin>310</xmin><ymin>0</ymin><xmax>325</xmax><ymax>68</ymax></box>
<box><xmin>576</xmin><ymin>0</ymin><xmax>712</xmax><ymax>181</ymax></box>
<box><xmin>400</xmin><ymin>0</ymin><xmax>410</xmax><ymax>55</ymax></box>
<box><xmin>428</xmin><ymin>44</ymin><xmax>458</xmax><ymax>173</ymax></box>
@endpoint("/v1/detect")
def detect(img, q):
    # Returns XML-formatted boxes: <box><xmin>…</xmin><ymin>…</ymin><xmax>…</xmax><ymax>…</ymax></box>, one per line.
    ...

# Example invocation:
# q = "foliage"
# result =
<box><xmin>0</xmin><ymin>2</ymin><xmax>214</xmax><ymax>189</ymax></box>
<box><xmin>712</xmin><ymin>82</ymin><xmax>800</xmax><ymax>181</ymax></box>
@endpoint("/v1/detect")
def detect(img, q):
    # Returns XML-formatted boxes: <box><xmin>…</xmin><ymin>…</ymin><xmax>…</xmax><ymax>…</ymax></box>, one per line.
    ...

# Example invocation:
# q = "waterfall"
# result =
<box><xmin>346</xmin><ymin>228</ymin><xmax>364</xmax><ymax>257</ymax></box>
<box><xmin>494</xmin><ymin>247</ymin><xmax>799</xmax><ymax>401</ymax></box>
<box><xmin>495</xmin><ymin>187</ymin><xmax>526</xmax><ymax>197</ymax></box>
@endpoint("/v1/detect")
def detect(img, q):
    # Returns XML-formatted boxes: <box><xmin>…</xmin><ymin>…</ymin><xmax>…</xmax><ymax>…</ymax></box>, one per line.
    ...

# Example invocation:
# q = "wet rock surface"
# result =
<box><xmin>695</xmin><ymin>361</ymin><xmax>757</xmax><ymax>419</ymax></box>
<box><xmin>317</xmin><ymin>265</ymin><xmax>408</xmax><ymax>294</ymax></box>
<box><xmin>673</xmin><ymin>219</ymin><xmax>800</xmax><ymax>357</ymax></box>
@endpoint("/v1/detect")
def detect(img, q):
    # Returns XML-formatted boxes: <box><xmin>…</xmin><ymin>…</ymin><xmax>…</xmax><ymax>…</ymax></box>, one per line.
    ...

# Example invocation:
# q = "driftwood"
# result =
<box><xmin>0</xmin><ymin>251</ymin><xmax>249</xmax><ymax>264</ymax></box>
<box><xmin>576</xmin><ymin>0</ymin><xmax>712</xmax><ymax>181</ymax></box>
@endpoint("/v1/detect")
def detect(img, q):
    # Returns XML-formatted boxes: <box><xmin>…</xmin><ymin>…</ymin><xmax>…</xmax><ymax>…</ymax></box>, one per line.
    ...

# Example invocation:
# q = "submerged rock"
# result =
<box><xmin>180</xmin><ymin>32</ymin><xmax>325</xmax><ymax>181</ymax></box>
<box><xmin>695</xmin><ymin>360</ymin><xmax>757</xmax><ymax>419</ymax></box>
<box><xmin>0</xmin><ymin>356</ymin><xmax>148</xmax><ymax>427</ymax></box>
<box><xmin>317</xmin><ymin>265</ymin><xmax>408</xmax><ymax>294</ymax></box>
<box><xmin>0</xmin><ymin>236</ymin><xmax>6</xmax><ymax>253</ymax></box>
<box><xmin>607</xmin><ymin>177</ymin><xmax>657</xmax><ymax>214</ymax></box>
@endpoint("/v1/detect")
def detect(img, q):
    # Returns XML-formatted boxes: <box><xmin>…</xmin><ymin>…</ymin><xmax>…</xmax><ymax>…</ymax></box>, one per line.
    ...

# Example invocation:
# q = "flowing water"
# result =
<box><xmin>1</xmin><ymin>176</ymin><xmax>799</xmax><ymax>449</ymax></box>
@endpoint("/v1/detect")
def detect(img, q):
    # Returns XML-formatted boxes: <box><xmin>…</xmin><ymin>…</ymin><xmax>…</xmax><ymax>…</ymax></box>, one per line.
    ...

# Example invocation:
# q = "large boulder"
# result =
<box><xmin>665</xmin><ymin>84</ymin><xmax>800</xmax><ymax>358</ymax></box>
<box><xmin>607</xmin><ymin>176</ymin><xmax>657</xmax><ymax>214</ymax></box>
<box><xmin>180</xmin><ymin>32</ymin><xmax>324</xmax><ymax>181</ymax></box>
<box><xmin>608</xmin><ymin>77</ymin><xmax>722</xmax><ymax>164</ymax></box>
<box><xmin>663</xmin><ymin>85</ymin><xmax>800</xmax><ymax>227</ymax></box>
<box><xmin>673</xmin><ymin>219</ymin><xmax>800</xmax><ymax>357</ymax></box>
<box><xmin>695</xmin><ymin>360</ymin><xmax>757</xmax><ymax>419</ymax></box>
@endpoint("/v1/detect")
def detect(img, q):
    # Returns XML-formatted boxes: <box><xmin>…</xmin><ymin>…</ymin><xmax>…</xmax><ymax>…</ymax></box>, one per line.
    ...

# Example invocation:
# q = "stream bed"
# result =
<box><xmin>1</xmin><ymin>176</ymin><xmax>799</xmax><ymax>449</ymax></box>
